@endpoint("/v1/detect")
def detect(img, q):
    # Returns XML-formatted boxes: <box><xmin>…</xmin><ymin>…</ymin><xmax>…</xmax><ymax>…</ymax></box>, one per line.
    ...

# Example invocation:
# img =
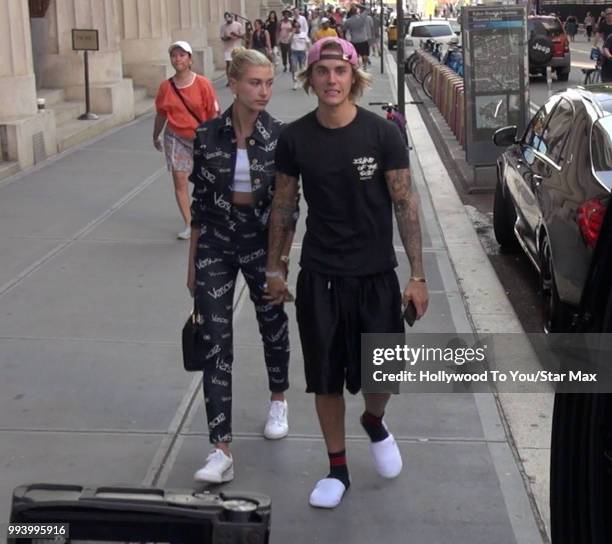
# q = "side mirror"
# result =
<box><xmin>493</xmin><ymin>125</ymin><xmax>518</xmax><ymax>147</ymax></box>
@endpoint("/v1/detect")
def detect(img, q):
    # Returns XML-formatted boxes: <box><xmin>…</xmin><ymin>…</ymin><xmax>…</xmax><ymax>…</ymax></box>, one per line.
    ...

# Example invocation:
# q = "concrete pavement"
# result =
<box><xmin>0</xmin><ymin>57</ymin><xmax>545</xmax><ymax>543</ymax></box>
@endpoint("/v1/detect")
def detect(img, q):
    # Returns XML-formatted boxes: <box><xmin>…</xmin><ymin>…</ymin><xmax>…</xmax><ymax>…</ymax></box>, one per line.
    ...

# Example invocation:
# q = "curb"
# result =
<box><xmin>382</xmin><ymin>51</ymin><xmax>553</xmax><ymax>541</ymax></box>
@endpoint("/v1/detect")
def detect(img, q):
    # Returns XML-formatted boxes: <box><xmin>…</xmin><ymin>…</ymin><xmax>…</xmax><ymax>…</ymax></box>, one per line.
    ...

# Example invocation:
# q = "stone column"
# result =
<box><xmin>39</xmin><ymin>0</ymin><xmax>134</xmax><ymax>121</ymax></box>
<box><xmin>0</xmin><ymin>0</ymin><xmax>37</xmax><ymax>118</ymax></box>
<box><xmin>117</xmin><ymin>0</ymin><xmax>174</xmax><ymax>95</ymax></box>
<box><xmin>166</xmin><ymin>0</ymin><xmax>214</xmax><ymax>77</ymax></box>
<box><xmin>0</xmin><ymin>0</ymin><xmax>56</xmax><ymax>169</ymax></box>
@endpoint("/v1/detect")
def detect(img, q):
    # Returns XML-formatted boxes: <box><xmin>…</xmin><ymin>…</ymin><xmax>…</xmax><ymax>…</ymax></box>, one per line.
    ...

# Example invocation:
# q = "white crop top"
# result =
<box><xmin>232</xmin><ymin>148</ymin><xmax>252</xmax><ymax>193</ymax></box>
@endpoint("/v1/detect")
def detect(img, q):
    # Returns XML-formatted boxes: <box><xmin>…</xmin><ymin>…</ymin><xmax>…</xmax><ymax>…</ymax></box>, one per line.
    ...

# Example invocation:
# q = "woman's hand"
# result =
<box><xmin>187</xmin><ymin>262</ymin><xmax>196</xmax><ymax>297</ymax></box>
<box><xmin>264</xmin><ymin>275</ymin><xmax>294</xmax><ymax>305</ymax></box>
<box><xmin>153</xmin><ymin>136</ymin><xmax>163</xmax><ymax>152</ymax></box>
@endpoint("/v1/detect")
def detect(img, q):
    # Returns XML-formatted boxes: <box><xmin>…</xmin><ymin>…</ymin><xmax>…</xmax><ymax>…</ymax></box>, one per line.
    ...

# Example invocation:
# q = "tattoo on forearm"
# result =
<box><xmin>267</xmin><ymin>173</ymin><xmax>299</xmax><ymax>270</ymax></box>
<box><xmin>386</xmin><ymin>168</ymin><xmax>424</xmax><ymax>277</ymax></box>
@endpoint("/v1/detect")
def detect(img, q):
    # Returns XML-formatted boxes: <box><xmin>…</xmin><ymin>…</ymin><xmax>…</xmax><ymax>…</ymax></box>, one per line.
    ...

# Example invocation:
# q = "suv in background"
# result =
<box><xmin>403</xmin><ymin>20</ymin><xmax>458</xmax><ymax>57</ymax></box>
<box><xmin>528</xmin><ymin>15</ymin><xmax>571</xmax><ymax>81</ymax></box>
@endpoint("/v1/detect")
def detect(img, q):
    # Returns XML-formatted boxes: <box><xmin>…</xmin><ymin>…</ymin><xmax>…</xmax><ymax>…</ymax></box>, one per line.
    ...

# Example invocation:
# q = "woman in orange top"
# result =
<box><xmin>153</xmin><ymin>41</ymin><xmax>219</xmax><ymax>240</ymax></box>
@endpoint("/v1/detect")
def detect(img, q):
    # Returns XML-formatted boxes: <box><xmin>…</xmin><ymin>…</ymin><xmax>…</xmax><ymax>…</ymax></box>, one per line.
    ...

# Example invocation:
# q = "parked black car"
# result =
<box><xmin>550</xmin><ymin>201</ymin><xmax>612</xmax><ymax>543</ymax></box>
<box><xmin>493</xmin><ymin>87</ymin><xmax>612</xmax><ymax>332</ymax></box>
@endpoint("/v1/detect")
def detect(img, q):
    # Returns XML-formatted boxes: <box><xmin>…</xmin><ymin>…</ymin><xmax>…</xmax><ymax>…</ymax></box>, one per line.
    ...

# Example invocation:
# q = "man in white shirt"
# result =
<box><xmin>220</xmin><ymin>12</ymin><xmax>244</xmax><ymax>84</ymax></box>
<box><xmin>293</xmin><ymin>7</ymin><xmax>309</xmax><ymax>35</ymax></box>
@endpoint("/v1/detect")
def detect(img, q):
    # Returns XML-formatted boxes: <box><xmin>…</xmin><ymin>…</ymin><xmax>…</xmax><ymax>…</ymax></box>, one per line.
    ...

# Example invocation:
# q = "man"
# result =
<box><xmin>220</xmin><ymin>12</ymin><xmax>244</xmax><ymax>84</ymax></box>
<box><xmin>314</xmin><ymin>17</ymin><xmax>338</xmax><ymax>42</ymax></box>
<box><xmin>342</xmin><ymin>6</ymin><xmax>370</xmax><ymax>68</ymax></box>
<box><xmin>293</xmin><ymin>7</ymin><xmax>309</xmax><ymax>35</ymax></box>
<box><xmin>265</xmin><ymin>38</ymin><xmax>429</xmax><ymax>509</ymax></box>
<box><xmin>597</xmin><ymin>8</ymin><xmax>612</xmax><ymax>43</ymax></box>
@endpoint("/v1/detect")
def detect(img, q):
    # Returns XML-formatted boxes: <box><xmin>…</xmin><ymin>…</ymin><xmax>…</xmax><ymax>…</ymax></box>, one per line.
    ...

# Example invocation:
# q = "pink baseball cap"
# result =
<box><xmin>307</xmin><ymin>38</ymin><xmax>359</xmax><ymax>68</ymax></box>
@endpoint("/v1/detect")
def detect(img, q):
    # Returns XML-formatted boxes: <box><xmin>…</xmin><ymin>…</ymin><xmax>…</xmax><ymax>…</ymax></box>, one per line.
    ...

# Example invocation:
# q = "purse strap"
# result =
<box><xmin>169</xmin><ymin>77</ymin><xmax>201</xmax><ymax>124</ymax></box>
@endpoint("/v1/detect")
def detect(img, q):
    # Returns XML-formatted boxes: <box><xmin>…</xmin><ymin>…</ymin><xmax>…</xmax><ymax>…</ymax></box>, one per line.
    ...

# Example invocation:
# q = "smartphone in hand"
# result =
<box><xmin>402</xmin><ymin>301</ymin><xmax>417</xmax><ymax>327</ymax></box>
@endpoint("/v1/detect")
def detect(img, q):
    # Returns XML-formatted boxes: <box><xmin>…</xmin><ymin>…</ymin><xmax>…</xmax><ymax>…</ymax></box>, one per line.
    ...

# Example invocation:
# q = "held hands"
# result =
<box><xmin>264</xmin><ymin>273</ymin><xmax>294</xmax><ymax>305</ymax></box>
<box><xmin>403</xmin><ymin>278</ymin><xmax>429</xmax><ymax>320</ymax></box>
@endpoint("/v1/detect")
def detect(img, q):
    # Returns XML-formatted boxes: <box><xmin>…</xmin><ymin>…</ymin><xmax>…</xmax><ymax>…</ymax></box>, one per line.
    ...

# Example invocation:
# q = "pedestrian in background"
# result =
<box><xmin>585</xmin><ymin>12</ymin><xmax>594</xmax><ymax>42</ymax></box>
<box><xmin>220</xmin><ymin>12</ymin><xmax>244</xmax><ymax>84</ymax></box>
<box><xmin>153</xmin><ymin>41</ymin><xmax>219</xmax><ymax>240</ymax></box>
<box><xmin>314</xmin><ymin>18</ymin><xmax>338</xmax><ymax>42</ymax></box>
<box><xmin>343</xmin><ymin>6</ymin><xmax>370</xmax><ymax>68</ymax></box>
<box><xmin>251</xmin><ymin>19</ymin><xmax>272</xmax><ymax>60</ymax></box>
<box><xmin>370</xmin><ymin>11</ymin><xmax>381</xmax><ymax>57</ymax></box>
<box><xmin>289</xmin><ymin>21</ymin><xmax>311</xmax><ymax>90</ymax></box>
<box><xmin>565</xmin><ymin>16</ymin><xmax>578</xmax><ymax>42</ymax></box>
<box><xmin>188</xmin><ymin>48</ymin><xmax>296</xmax><ymax>484</ymax></box>
<box><xmin>266</xmin><ymin>37</ymin><xmax>429</xmax><ymax>509</ymax></box>
<box><xmin>278</xmin><ymin>10</ymin><xmax>293</xmax><ymax>73</ymax></box>
<box><xmin>265</xmin><ymin>11</ymin><xmax>279</xmax><ymax>62</ymax></box>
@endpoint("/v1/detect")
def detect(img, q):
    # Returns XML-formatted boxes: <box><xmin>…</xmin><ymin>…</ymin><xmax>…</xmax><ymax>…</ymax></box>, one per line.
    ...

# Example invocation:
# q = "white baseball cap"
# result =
<box><xmin>168</xmin><ymin>41</ymin><xmax>192</xmax><ymax>55</ymax></box>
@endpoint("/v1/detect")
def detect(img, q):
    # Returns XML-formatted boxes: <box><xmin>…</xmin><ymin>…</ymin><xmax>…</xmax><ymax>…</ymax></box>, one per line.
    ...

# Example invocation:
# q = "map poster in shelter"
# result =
<box><xmin>462</xmin><ymin>6</ymin><xmax>528</xmax><ymax>166</ymax></box>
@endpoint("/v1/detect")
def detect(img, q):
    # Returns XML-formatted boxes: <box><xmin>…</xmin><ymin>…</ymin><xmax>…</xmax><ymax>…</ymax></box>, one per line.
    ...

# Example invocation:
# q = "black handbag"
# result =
<box><xmin>182</xmin><ymin>309</ymin><xmax>205</xmax><ymax>371</ymax></box>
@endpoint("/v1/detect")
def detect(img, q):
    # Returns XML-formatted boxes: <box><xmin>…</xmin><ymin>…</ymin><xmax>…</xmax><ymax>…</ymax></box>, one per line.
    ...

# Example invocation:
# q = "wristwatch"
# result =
<box><xmin>280</xmin><ymin>255</ymin><xmax>290</xmax><ymax>265</ymax></box>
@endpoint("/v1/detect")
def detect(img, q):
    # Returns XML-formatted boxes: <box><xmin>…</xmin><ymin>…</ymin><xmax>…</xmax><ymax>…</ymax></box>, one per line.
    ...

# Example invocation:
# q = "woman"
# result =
<box><xmin>289</xmin><ymin>21</ymin><xmax>311</xmax><ymax>90</ymax></box>
<box><xmin>585</xmin><ymin>12</ymin><xmax>594</xmax><ymax>42</ymax></box>
<box><xmin>278</xmin><ymin>10</ymin><xmax>294</xmax><ymax>72</ymax></box>
<box><xmin>565</xmin><ymin>16</ymin><xmax>578</xmax><ymax>42</ymax></box>
<box><xmin>251</xmin><ymin>19</ymin><xmax>272</xmax><ymax>60</ymax></box>
<box><xmin>153</xmin><ymin>41</ymin><xmax>219</xmax><ymax>239</ymax></box>
<box><xmin>188</xmin><ymin>49</ymin><xmax>296</xmax><ymax>483</ymax></box>
<box><xmin>265</xmin><ymin>11</ymin><xmax>279</xmax><ymax>60</ymax></box>
<box><xmin>243</xmin><ymin>20</ymin><xmax>253</xmax><ymax>49</ymax></box>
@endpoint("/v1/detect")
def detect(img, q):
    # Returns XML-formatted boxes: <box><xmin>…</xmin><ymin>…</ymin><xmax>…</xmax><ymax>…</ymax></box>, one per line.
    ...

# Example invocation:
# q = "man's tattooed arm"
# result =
<box><xmin>385</xmin><ymin>167</ymin><xmax>424</xmax><ymax>277</ymax></box>
<box><xmin>267</xmin><ymin>172</ymin><xmax>299</xmax><ymax>272</ymax></box>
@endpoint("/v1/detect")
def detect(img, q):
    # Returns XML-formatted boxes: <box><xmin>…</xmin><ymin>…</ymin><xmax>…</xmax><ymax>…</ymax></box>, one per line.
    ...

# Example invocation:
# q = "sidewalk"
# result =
<box><xmin>0</xmin><ymin>59</ymin><xmax>544</xmax><ymax>543</ymax></box>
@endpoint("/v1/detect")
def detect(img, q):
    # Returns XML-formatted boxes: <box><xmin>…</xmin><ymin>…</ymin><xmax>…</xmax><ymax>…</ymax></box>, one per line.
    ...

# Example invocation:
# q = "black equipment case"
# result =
<box><xmin>9</xmin><ymin>483</ymin><xmax>271</xmax><ymax>543</ymax></box>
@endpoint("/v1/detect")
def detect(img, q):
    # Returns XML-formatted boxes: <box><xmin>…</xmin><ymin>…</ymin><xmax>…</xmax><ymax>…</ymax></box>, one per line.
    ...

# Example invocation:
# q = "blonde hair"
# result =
<box><xmin>298</xmin><ymin>41</ymin><xmax>372</xmax><ymax>100</ymax></box>
<box><xmin>228</xmin><ymin>48</ymin><xmax>273</xmax><ymax>80</ymax></box>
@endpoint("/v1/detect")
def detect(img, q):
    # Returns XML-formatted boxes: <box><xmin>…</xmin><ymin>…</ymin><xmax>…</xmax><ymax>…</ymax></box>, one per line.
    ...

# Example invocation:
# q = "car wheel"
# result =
<box><xmin>540</xmin><ymin>236</ymin><xmax>571</xmax><ymax>333</ymax></box>
<box><xmin>556</xmin><ymin>68</ymin><xmax>570</xmax><ymax>82</ymax></box>
<box><xmin>493</xmin><ymin>178</ymin><xmax>518</xmax><ymax>250</ymax></box>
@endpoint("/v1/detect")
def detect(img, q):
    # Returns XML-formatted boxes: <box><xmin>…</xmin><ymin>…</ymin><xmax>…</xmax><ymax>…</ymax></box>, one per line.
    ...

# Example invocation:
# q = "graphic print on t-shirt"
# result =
<box><xmin>353</xmin><ymin>156</ymin><xmax>378</xmax><ymax>181</ymax></box>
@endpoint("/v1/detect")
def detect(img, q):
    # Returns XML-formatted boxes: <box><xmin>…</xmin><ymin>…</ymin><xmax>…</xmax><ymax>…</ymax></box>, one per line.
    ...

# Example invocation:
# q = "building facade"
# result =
<box><xmin>0</xmin><ymin>0</ymin><xmax>284</xmax><ymax>177</ymax></box>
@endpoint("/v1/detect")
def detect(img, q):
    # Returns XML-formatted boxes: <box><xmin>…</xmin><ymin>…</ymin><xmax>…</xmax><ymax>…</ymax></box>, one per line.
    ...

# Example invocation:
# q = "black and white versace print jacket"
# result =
<box><xmin>190</xmin><ymin>105</ymin><xmax>294</xmax><ymax>230</ymax></box>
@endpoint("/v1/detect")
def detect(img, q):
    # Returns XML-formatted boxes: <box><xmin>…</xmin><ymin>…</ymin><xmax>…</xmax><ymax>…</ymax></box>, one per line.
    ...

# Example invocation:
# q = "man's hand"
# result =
<box><xmin>187</xmin><ymin>263</ymin><xmax>195</xmax><ymax>297</ymax></box>
<box><xmin>402</xmin><ymin>279</ymin><xmax>429</xmax><ymax>319</ymax></box>
<box><xmin>264</xmin><ymin>275</ymin><xmax>294</xmax><ymax>305</ymax></box>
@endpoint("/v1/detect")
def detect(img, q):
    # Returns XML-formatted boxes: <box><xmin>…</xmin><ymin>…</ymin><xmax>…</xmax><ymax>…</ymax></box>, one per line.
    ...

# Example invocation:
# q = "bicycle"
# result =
<box><xmin>368</xmin><ymin>102</ymin><xmax>422</xmax><ymax>149</ymax></box>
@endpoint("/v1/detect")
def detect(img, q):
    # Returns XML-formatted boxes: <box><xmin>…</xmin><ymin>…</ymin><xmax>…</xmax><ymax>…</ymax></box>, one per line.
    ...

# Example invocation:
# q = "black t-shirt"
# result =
<box><xmin>275</xmin><ymin>106</ymin><xmax>410</xmax><ymax>276</ymax></box>
<box><xmin>599</xmin><ymin>21</ymin><xmax>612</xmax><ymax>41</ymax></box>
<box><xmin>603</xmin><ymin>34</ymin><xmax>612</xmax><ymax>79</ymax></box>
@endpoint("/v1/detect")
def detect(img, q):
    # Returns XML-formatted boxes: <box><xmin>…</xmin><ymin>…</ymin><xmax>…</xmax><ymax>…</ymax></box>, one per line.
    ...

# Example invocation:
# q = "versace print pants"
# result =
<box><xmin>194</xmin><ymin>206</ymin><xmax>290</xmax><ymax>444</ymax></box>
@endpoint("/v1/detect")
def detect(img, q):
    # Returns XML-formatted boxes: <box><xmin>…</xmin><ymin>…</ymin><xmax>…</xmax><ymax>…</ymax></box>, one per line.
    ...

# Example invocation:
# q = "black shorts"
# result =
<box><xmin>295</xmin><ymin>269</ymin><xmax>404</xmax><ymax>395</ymax></box>
<box><xmin>352</xmin><ymin>41</ymin><xmax>370</xmax><ymax>57</ymax></box>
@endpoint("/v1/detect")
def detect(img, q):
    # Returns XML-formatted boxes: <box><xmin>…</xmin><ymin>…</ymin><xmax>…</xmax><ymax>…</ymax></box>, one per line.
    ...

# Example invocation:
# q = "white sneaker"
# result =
<box><xmin>292</xmin><ymin>81</ymin><xmax>298</xmax><ymax>91</ymax></box>
<box><xmin>193</xmin><ymin>449</ymin><xmax>234</xmax><ymax>483</ymax></box>
<box><xmin>177</xmin><ymin>225</ymin><xmax>191</xmax><ymax>240</ymax></box>
<box><xmin>263</xmin><ymin>399</ymin><xmax>289</xmax><ymax>439</ymax></box>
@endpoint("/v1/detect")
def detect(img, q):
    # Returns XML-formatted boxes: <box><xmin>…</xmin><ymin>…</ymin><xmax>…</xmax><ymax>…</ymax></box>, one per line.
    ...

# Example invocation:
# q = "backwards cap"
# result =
<box><xmin>307</xmin><ymin>37</ymin><xmax>359</xmax><ymax>68</ymax></box>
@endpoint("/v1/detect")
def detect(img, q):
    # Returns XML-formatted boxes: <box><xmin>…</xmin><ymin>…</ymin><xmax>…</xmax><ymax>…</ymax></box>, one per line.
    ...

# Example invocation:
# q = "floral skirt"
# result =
<box><xmin>163</xmin><ymin>128</ymin><xmax>194</xmax><ymax>173</ymax></box>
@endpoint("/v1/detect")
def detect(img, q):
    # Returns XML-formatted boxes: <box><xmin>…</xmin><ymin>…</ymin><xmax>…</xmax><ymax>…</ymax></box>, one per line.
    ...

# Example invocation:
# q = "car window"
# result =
<box><xmin>591</xmin><ymin>116</ymin><xmax>612</xmax><ymax>189</ymax></box>
<box><xmin>529</xmin><ymin>18</ymin><xmax>564</xmax><ymax>37</ymax></box>
<box><xmin>524</xmin><ymin>98</ymin><xmax>559</xmax><ymax>152</ymax></box>
<box><xmin>543</xmin><ymin>98</ymin><xmax>574</xmax><ymax>165</ymax></box>
<box><xmin>411</xmin><ymin>24</ymin><xmax>453</xmax><ymax>38</ymax></box>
